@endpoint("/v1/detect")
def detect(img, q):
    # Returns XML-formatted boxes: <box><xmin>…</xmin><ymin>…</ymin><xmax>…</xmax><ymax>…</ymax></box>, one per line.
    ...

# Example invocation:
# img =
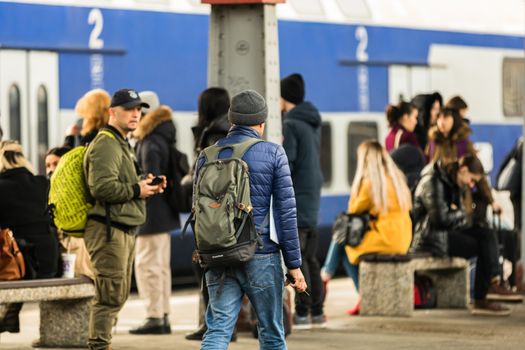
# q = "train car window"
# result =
<box><xmin>336</xmin><ymin>0</ymin><xmax>371</xmax><ymax>19</ymax></box>
<box><xmin>8</xmin><ymin>84</ymin><xmax>21</xmax><ymax>142</ymax></box>
<box><xmin>289</xmin><ymin>0</ymin><xmax>324</xmax><ymax>16</ymax></box>
<box><xmin>502</xmin><ymin>57</ymin><xmax>525</xmax><ymax>117</ymax></box>
<box><xmin>320</xmin><ymin>122</ymin><xmax>332</xmax><ymax>186</ymax></box>
<box><xmin>37</xmin><ymin>85</ymin><xmax>49</xmax><ymax>175</ymax></box>
<box><xmin>347</xmin><ymin>121</ymin><xmax>378</xmax><ymax>185</ymax></box>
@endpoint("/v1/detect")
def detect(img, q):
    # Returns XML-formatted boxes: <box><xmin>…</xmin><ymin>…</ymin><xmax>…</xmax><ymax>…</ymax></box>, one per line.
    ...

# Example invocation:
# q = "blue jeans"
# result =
<box><xmin>201</xmin><ymin>252</ymin><xmax>286</xmax><ymax>350</ymax></box>
<box><xmin>323</xmin><ymin>240</ymin><xmax>359</xmax><ymax>289</ymax></box>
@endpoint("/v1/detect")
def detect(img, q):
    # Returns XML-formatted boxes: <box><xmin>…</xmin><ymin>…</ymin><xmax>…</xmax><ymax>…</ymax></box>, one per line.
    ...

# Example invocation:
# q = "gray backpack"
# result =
<box><xmin>184</xmin><ymin>138</ymin><xmax>263</xmax><ymax>268</ymax></box>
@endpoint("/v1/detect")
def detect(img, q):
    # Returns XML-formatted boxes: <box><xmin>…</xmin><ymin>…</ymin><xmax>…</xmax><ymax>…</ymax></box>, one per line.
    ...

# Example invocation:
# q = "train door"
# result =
<box><xmin>0</xmin><ymin>50</ymin><xmax>59</xmax><ymax>175</ymax></box>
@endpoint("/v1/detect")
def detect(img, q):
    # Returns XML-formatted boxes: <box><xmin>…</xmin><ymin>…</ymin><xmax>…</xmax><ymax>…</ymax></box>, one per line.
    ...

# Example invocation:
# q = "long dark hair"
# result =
<box><xmin>197</xmin><ymin>87</ymin><xmax>230</xmax><ymax>128</ymax></box>
<box><xmin>411</xmin><ymin>92</ymin><xmax>443</xmax><ymax>149</ymax></box>
<box><xmin>439</xmin><ymin>107</ymin><xmax>464</xmax><ymax>137</ymax></box>
<box><xmin>412</xmin><ymin>92</ymin><xmax>443</xmax><ymax>129</ymax></box>
<box><xmin>460</xmin><ymin>154</ymin><xmax>485</xmax><ymax>175</ymax></box>
<box><xmin>46</xmin><ymin>146</ymin><xmax>71</xmax><ymax>158</ymax></box>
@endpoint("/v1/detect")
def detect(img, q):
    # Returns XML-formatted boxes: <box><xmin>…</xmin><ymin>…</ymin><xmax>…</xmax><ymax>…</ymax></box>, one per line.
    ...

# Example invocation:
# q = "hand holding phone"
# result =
<box><xmin>149</xmin><ymin>176</ymin><xmax>163</xmax><ymax>186</ymax></box>
<box><xmin>286</xmin><ymin>273</ymin><xmax>310</xmax><ymax>296</ymax></box>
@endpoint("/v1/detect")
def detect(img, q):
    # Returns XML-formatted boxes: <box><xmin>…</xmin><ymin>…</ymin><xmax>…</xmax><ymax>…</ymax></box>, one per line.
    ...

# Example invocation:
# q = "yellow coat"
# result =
<box><xmin>345</xmin><ymin>177</ymin><xmax>412</xmax><ymax>264</ymax></box>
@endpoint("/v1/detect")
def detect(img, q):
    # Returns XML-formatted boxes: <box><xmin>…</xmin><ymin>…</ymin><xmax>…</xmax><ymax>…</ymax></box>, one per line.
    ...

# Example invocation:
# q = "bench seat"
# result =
<box><xmin>359</xmin><ymin>255</ymin><xmax>469</xmax><ymax>317</ymax></box>
<box><xmin>0</xmin><ymin>277</ymin><xmax>95</xmax><ymax>348</ymax></box>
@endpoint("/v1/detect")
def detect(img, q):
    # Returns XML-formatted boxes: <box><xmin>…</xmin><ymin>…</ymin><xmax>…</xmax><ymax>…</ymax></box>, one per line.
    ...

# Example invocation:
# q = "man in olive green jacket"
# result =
<box><xmin>83</xmin><ymin>89</ymin><xmax>166</xmax><ymax>350</ymax></box>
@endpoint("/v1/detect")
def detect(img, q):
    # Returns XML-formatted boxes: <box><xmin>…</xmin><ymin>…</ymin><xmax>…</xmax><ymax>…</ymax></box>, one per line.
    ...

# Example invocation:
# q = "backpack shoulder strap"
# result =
<box><xmin>231</xmin><ymin>138</ymin><xmax>263</xmax><ymax>159</ymax></box>
<box><xmin>202</xmin><ymin>145</ymin><xmax>222</xmax><ymax>162</ymax></box>
<box><xmin>201</xmin><ymin>138</ymin><xmax>263</xmax><ymax>162</ymax></box>
<box><xmin>98</xmin><ymin>129</ymin><xmax>117</xmax><ymax>140</ymax></box>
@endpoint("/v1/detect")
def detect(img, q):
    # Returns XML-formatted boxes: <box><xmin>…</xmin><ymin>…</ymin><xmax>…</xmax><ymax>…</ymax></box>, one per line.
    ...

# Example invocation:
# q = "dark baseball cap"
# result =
<box><xmin>110</xmin><ymin>89</ymin><xmax>150</xmax><ymax>109</ymax></box>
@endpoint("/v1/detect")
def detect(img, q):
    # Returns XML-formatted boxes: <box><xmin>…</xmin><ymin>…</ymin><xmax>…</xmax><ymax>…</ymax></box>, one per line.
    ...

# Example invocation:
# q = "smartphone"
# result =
<box><xmin>149</xmin><ymin>176</ymin><xmax>163</xmax><ymax>186</ymax></box>
<box><xmin>286</xmin><ymin>273</ymin><xmax>310</xmax><ymax>296</ymax></box>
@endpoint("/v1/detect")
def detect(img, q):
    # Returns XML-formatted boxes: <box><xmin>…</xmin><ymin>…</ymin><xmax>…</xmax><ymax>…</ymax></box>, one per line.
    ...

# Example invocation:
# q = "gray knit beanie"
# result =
<box><xmin>228</xmin><ymin>90</ymin><xmax>268</xmax><ymax>126</ymax></box>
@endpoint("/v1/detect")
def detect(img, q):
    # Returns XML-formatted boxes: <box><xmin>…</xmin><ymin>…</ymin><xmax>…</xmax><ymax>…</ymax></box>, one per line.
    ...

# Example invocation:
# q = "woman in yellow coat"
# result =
<box><xmin>345</xmin><ymin>140</ymin><xmax>413</xmax><ymax>292</ymax></box>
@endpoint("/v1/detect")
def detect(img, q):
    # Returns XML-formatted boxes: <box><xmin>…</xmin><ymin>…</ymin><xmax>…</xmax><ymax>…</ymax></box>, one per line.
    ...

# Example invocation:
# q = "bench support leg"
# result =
<box><xmin>428</xmin><ymin>269</ymin><xmax>469</xmax><ymax>308</ymax></box>
<box><xmin>38</xmin><ymin>297</ymin><xmax>91</xmax><ymax>348</ymax></box>
<box><xmin>360</xmin><ymin>261</ymin><xmax>413</xmax><ymax>317</ymax></box>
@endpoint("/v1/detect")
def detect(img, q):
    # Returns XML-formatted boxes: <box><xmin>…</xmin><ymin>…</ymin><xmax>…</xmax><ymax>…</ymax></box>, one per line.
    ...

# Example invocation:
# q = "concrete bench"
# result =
<box><xmin>359</xmin><ymin>254</ymin><xmax>469</xmax><ymax>317</ymax></box>
<box><xmin>0</xmin><ymin>277</ymin><xmax>95</xmax><ymax>348</ymax></box>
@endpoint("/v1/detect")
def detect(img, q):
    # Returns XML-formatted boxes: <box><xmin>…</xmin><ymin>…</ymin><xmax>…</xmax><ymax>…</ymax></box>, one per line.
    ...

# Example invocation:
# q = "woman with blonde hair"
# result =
<box><xmin>346</xmin><ymin>140</ymin><xmax>412</xmax><ymax>287</ymax></box>
<box><xmin>0</xmin><ymin>141</ymin><xmax>59</xmax><ymax>333</ymax></box>
<box><xmin>64</xmin><ymin>89</ymin><xmax>110</xmax><ymax>147</ymax></box>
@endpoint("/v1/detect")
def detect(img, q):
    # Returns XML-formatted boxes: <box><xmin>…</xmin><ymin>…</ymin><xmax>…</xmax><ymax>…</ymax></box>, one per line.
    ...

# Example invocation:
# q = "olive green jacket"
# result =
<box><xmin>83</xmin><ymin>126</ymin><xmax>146</xmax><ymax>227</ymax></box>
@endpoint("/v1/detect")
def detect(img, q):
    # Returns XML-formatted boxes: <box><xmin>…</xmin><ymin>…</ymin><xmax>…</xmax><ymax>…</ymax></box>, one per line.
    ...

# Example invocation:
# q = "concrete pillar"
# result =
<box><xmin>203</xmin><ymin>0</ymin><xmax>284</xmax><ymax>144</ymax></box>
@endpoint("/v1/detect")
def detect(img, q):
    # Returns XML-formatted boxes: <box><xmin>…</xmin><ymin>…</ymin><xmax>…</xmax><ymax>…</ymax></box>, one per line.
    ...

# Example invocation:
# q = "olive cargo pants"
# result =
<box><xmin>84</xmin><ymin>219</ymin><xmax>136</xmax><ymax>350</ymax></box>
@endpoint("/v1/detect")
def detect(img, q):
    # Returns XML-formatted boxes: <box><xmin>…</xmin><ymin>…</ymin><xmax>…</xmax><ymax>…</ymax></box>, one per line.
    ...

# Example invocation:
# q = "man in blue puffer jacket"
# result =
<box><xmin>195</xmin><ymin>90</ymin><xmax>306</xmax><ymax>350</ymax></box>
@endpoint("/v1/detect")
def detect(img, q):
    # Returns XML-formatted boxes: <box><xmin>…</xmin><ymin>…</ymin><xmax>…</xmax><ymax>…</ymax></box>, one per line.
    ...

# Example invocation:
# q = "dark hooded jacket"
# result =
<box><xmin>411</xmin><ymin>162</ymin><xmax>469</xmax><ymax>257</ymax></box>
<box><xmin>134</xmin><ymin>111</ymin><xmax>180</xmax><ymax>234</ymax></box>
<box><xmin>282</xmin><ymin>101</ymin><xmax>323</xmax><ymax>228</ymax></box>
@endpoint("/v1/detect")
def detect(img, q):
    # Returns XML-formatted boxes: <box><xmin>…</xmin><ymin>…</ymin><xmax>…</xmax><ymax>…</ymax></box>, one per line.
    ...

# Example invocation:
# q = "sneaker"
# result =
<box><xmin>486</xmin><ymin>283</ymin><xmax>524</xmax><ymax>302</ymax></box>
<box><xmin>471</xmin><ymin>299</ymin><xmax>511</xmax><ymax>316</ymax></box>
<box><xmin>292</xmin><ymin>314</ymin><xmax>311</xmax><ymax>330</ymax></box>
<box><xmin>129</xmin><ymin>318</ymin><xmax>166</xmax><ymax>335</ymax></box>
<box><xmin>311</xmin><ymin>314</ymin><xmax>327</xmax><ymax>328</ymax></box>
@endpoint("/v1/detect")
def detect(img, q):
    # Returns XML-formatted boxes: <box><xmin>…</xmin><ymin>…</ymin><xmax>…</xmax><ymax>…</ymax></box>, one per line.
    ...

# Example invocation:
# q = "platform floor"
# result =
<box><xmin>1</xmin><ymin>278</ymin><xmax>524</xmax><ymax>349</ymax></box>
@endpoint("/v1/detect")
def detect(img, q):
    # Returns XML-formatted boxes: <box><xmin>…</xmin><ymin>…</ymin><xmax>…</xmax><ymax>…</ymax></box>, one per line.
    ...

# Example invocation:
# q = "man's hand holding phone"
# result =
<box><xmin>139</xmin><ymin>174</ymin><xmax>167</xmax><ymax>198</ymax></box>
<box><xmin>286</xmin><ymin>268</ymin><xmax>308</xmax><ymax>294</ymax></box>
<box><xmin>148</xmin><ymin>174</ymin><xmax>167</xmax><ymax>193</ymax></box>
<box><xmin>149</xmin><ymin>176</ymin><xmax>163</xmax><ymax>186</ymax></box>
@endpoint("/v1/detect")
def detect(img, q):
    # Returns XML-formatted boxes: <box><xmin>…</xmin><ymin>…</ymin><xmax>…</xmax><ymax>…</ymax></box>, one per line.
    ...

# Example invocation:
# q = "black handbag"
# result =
<box><xmin>332</xmin><ymin>212</ymin><xmax>375</xmax><ymax>247</ymax></box>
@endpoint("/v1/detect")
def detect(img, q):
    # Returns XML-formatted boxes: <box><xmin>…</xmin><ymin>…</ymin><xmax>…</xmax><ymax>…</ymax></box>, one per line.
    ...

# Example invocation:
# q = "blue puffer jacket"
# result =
<box><xmin>195</xmin><ymin>125</ymin><xmax>302</xmax><ymax>269</ymax></box>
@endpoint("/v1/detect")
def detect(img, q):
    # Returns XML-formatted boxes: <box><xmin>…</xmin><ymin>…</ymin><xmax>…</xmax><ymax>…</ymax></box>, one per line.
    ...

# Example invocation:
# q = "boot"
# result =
<box><xmin>0</xmin><ymin>303</ymin><xmax>22</xmax><ymax>333</ymax></box>
<box><xmin>185</xmin><ymin>325</ymin><xmax>206</xmax><ymax>341</ymax></box>
<box><xmin>129</xmin><ymin>317</ymin><xmax>165</xmax><ymax>335</ymax></box>
<box><xmin>163</xmin><ymin>313</ymin><xmax>171</xmax><ymax>334</ymax></box>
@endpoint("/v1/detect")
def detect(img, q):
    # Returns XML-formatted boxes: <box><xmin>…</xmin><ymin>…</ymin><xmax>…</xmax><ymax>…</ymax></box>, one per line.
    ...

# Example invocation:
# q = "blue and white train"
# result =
<box><xmin>0</xmin><ymin>0</ymin><xmax>523</xmax><ymax>280</ymax></box>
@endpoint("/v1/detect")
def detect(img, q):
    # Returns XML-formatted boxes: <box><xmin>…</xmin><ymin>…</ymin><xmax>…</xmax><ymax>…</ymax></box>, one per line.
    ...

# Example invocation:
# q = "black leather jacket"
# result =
<box><xmin>411</xmin><ymin>162</ymin><xmax>469</xmax><ymax>256</ymax></box>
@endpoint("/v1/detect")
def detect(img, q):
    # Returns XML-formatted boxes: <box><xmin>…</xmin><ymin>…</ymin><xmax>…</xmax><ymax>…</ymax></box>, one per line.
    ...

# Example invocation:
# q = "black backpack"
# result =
<box><xmin>166</xmin><ymin>143</ymin><xmax>190</xmax><ymax>214</ymax></box>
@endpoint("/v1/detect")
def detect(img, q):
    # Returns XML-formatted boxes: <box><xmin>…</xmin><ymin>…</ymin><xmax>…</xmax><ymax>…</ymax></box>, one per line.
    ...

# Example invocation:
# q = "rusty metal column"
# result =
<box><xmin>203</xmin><ymin>0</ymin><xmax>284</xmax><ymax>144</ymax></box>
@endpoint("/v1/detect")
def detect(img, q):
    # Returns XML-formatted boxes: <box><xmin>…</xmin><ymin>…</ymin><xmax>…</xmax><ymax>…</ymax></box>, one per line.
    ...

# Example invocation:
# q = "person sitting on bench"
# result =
<box><xmin>411</xmin><ymin>155</ymin><xmax>516</xmax><ymax>316</ymax></box>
